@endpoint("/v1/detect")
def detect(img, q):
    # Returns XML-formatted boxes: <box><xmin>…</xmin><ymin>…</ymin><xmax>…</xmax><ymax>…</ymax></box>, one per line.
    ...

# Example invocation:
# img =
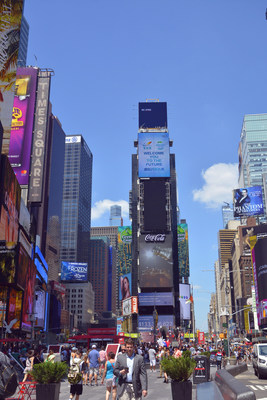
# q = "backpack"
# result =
<box><xmin>216</xmin><ymin>353</ymin><xmax>222</xmax><ymax>361</ymax></box>
<box><xmin>68</xmin><ymin>359</ymin><xmax>82</xmax><ymax>385</ymax></box>
<box><xmin>0</xmin><ymin>354</ymin><xmax>18</xmax><ymax>399</ymax></box>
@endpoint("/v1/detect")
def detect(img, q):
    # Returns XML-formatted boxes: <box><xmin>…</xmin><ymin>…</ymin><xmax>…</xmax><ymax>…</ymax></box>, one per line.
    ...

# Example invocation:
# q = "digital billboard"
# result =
<box><xmin>143</xmin><ymin>180</ymin><xmax>167</xmax><ymax>232</ymax></box>
<box><xmin>241</xmin><ymin>224</ymin><xmax>267</xmax><ymax>255</ymax></box>
<box><xmin>138</xmin><ymin>132</ymin><xmax>170</xmax><ymax>178</ymax></box>
<box><xmin>233</xmin><ymin>186</ymin><xmax>263</xmax><ymax>218</ymax></box>
<box><xmin>178</xmin><ymin>224</ymin><xmax>190</xmax><ymax>278</ymax></box>
<box><xmin>0</xmin><ymin>155</ymin><xmax>21</xmax><ymax>245</ymax></box>
<box><xmin>61</xmin><ymin>262</ymin><xmax>88</xmax><ymax>282</ymax></box>
<box><xmin>138</xmin><ymin>292</ymin><xmax>174</xmax><ymax>306</ymax></box>
<box><xmin>8</xmin><ymin>68</ymin><xmax>38</xmax><ymax>185</ymax></box>
<box><xmin>179</xmin><ymin>284</ymin><xmax>191</xmax><ymax>320</ymax></box>
<box><xmin>28</xmin><ymin>71</ymin><xmax>52</xmax><ymax>202</ymax></box>
<box><xmin>251</xmin><ymin>237</ymin><xmax>267</xmax><ymax>327</ymax></box>
<box><xmin>138</xmin><ymin>102</ymin><xmax>167</xmax><ymax>130</ymax></box>
<box><xmin>119</xmin><ymin>273</ymin><xmax>132</xmax><ymax>302</ymax></box>
<box><xmin>0</xmin><ymin>0</ymin><xmax>24</xmax><ymax>155</ymax></box>
<box><xmin>139</xmin><ymin>233</ymin><xmax>173</xmax><ymax>288</ymax></box>
<box><xmin>117</xmin><ymin>226</ymin><xmax>132</xmax><ymax>276</ymax></box>
<box><xmin>0</xmin><ymin>241</ymin><xmax>16</xmax><ymax>284</ymax></box>
<box><xmin>138</xmin><ymin>315</ymin><xmax>174</xmax><ymax>331</ymax></box>
<box><xmin>21</xmin><ymin>258</ymin><xmax>36</xmax><ymax>331</ymax></box>
<box><xmin>35</xmin><ymin>290</ymin><xmax>46</xmax><ymax>328</ymax></box>
<box><xmin>17</xmin><ymin>244</ymin><xmax>30</xmax><ymax>290</ymax></box>
<box><xmin>7</xmin><ymin>288</ymin><xmax>22</xmax><ymax>330</ymax></box>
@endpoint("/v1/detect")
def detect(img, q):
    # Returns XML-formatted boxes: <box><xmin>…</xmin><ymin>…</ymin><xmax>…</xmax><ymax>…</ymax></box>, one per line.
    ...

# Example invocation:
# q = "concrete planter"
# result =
<box><xmin>171</xmin><ymin>380</ymin><xmax>192</xmax><ymax>400</ymax></box>
<box><xmin>229</xmin><ymin>358</ymin><xmax>237</xmax><ymax>366</ymax></box>
<box><xmin>36</xmin><ymin>383</ymin><xmax>60</xmax><ymax>400</ymax></box>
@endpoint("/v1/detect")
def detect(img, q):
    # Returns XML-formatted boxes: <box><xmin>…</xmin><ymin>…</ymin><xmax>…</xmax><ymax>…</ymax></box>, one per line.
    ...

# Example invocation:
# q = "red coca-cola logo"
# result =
<box><xmin>145</xmin><ymin>234</ymin><xmax>166</xmax><ymax>242</ymax></box>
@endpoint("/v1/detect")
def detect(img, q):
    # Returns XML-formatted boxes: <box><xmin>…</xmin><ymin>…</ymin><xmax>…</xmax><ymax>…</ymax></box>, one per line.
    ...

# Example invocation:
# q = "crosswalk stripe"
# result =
<box><xmin>256</xmin><ymin>385</ymin><xmax>265</xmax><ymax>390</ymax></box>
<box><xmin>247</xmin><ymin>385</ymin><xmax>258</xmax><ymax>390</ymax></box>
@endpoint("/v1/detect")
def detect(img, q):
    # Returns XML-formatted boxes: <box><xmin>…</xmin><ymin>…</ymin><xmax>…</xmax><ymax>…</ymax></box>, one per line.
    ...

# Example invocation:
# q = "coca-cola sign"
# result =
<box><xmin>145</xmin><ymin>234</ymin><xmax>166</xmax><ymax>242</ymax></box>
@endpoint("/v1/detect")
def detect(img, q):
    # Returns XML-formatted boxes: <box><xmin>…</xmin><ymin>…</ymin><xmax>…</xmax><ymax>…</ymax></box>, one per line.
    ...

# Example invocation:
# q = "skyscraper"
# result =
<box><xmin>109</xmin><ymin>205</ymin><xmax>122</xmax><ymax>226</ymax></box>
<box><xmin>238</xmin><ymin>113</ymin><xmax>267</xmax><ymax>218</ymax></box>
<box><xmin>17</xmin><ymin>16</ymin><xmax>29</xmax><ymax>67</ymax></box>
<box><xmin>222</xmin><ymin>203</ymin><xmax>234</xmax><ymax>228</ymax></box>
<box><xmin>61</xmin><ymin>135</ymin><xmax>93</xmax><ymax>263</ymax></box>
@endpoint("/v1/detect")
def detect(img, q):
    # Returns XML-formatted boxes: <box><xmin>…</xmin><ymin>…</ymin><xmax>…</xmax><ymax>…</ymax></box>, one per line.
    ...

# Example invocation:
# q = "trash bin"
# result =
<box><xmin>193</xmin><ymin>355</ymin><xmax>210</xmax><ymax>384</ymax></box>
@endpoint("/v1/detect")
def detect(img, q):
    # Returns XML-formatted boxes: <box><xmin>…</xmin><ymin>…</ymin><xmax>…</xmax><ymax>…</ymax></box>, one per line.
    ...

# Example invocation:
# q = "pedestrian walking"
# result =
<box><xmin>101</xmin><ymin>351</ymin><xmax>117</xmax><ymax>400</ymax></box>
<box><xmin>114</xmin><ymin>338</ymin><xmax>148</xmax><ymax>399</ymax></box>
<box><xmin>88</xmin><ymin>344</ymin><xmax>100</xmax><ymax>386</ymax></box>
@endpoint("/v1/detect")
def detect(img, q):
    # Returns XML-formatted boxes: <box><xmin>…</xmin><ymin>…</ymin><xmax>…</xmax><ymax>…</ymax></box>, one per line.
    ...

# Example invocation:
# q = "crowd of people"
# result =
<box><xmin>0</xmin><ymin>338</ymin><xmax>255</xmax><ymax>400</ymax></box>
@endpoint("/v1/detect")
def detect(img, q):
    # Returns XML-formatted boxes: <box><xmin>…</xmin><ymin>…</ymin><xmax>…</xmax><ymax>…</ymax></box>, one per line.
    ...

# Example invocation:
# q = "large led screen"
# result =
<box><xmin>21</xmin><ymin>259</ymin><xmax>36</xmax><ymax>331</ymax></box>
<box><xmin>252</xmin><ymin>237</ymin><xmax>267</xmax><ymax>327</ymax></box>
<box><xmin>138</xmin><ymin>315</ymin><xmax>174</xmax><ymax>331</ymax></box>
<box><xmin>0</xmin><ymin>242</ymin><xmax>16</xmax><ymax>284</ymax></box>
<box><xmin>179</xmin><ymin>283</ymin><xmax>191</xmax><ymax>320</ymax></box>
<box><xmin>138</xmin><ymin>292</ymin><xmax>174</xmax><ymax>306</ymax></box>
<box><xmin>233</xmin><ymin>186</ymin><xmax>263</xmax><ymax>218</ymax></box>
<box><xmin>7</xmin><ymin>288</ymin><xmax>22</xmax><ymax>330</ymax></box>
<box><xmin>8</xmin><ymin>68</ymin><xmax>38</xmax><ymax>185</ymax></box>
<box><xmin>61</xmin><ymin>262</ymin><xmax>88</xmax><ymax>282</ymax></box>
<box><xmin>139</xmin><ymin>233</ymin><xmax>173</xmax><ymax>288</ymax></box>
<box><xmin>119</xmin><ymin>272</ymin><xmax>132</xmax><ymax>302</ymax></box>
<box><xmin>117</xmin><ymin>226</ymin><xmax>132</xmax><ymax>276</ymax></box>
<box><xmin>0</xmin><ymin>155</ymin><xmax>21</xmax><ymax>245</ymax></box>
<box><xmin>241</xmin><ymin>224</ymin><xmax>267</xmax><ymax>255</ymax></box>
<box><xmin>35</xmin><ymin>290</ymin><xmax>46</xmax><ymax>328</ymax></box>
<box><xmin>138</xmin><ymin>132</ymin><xmax>170</xmax><ymax>178</ymax></box>
<box><xmin>139</xmin><ymin>102</ymin><xmax>167</xmax><ymax>130</ymax></box>
<box><xmin>0</xmin><ymin>0</ymin><xmax>24</xmax><ymax>155</ymax></box>
<box><xmin>17</xmin><ymin>244</ymin><xmax>30</xmax><ymax>290</ymax></box>
<box><xmin>143</xmin><ymin>180</ymin><xmax>167</xmax><ymax>231</ymax></box>
<box><xmin>178</xmin><ymin>224</ymin><xmax>190</xmax><ymax>278</ymax></box>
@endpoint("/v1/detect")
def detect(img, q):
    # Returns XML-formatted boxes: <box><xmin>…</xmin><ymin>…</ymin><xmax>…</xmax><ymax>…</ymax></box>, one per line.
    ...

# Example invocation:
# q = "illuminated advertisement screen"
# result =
<box><xmin>233</xmin><ymin>186</ymin><xmax>263</xmax><ymax>218</ymax></box>
<box><xmin>35</xmin><ymin>290</ymin><xmax>46</xmax><ymax>328</ymax></box>
<box><xmin>178</xmin><ymin>224</ymin><xmax>190</xmax><ymax>278</ymax></box>
<box><xmin>61</xmin><ymin>262</ymin><xmax>88</xmax><ymax>282</ymax></box>
<box><xmin>138</xmin><ymin>315</ymin><xmax>174</xmax><ymax>331</ymax></box>
<box><xmin>0</xmin><ymin>287</ymin><xmax>7</xmax><ymax>328</ymax></box>
<box><xmin>21</xmin><ymin>259</ymin><xmax>36</xmax><ymax>331</ymax></box>
<box><xmin>0</xmin><ymin>0</ymin><xmax>24</xmax><ymax>155</ymax></box>
<box><xmin>179</xmin><ymin>284</ymin><xmax>191</xmax><ymax>320</ymax></box>
<box><xmin>143</xmin><ymin>180</ymin><xmax>167</xmax><ymax>231</ymax></box>
<box><xmin>117</xmin><ymin>226</ymin><xmax>132</xmax><ymax>276</ymax></box>
<box><xmin>252</xmin><ymin>237</ymin><xmax>267</xmax><ymax>327</ymax></box>
<box><xmin>8</xmin><ymin>68</ymin><xmax>38</xmax><ymax>184</ymax></box>
<box><xmin>138</xmin><ymin>132</ymin><xmax>170</xmax><ymax>178</ymax></box>
<box><xmin>241</xmin><ymin>224</ymin><xmax>267</xmax><ymax>255</ymax></box>
<box><xmin>138</xmin><ymin>292</ymin><xmax>174</xmax><ymax>306</ymax></box>
<box><xmin>16</xmin><ymin>244</ymin><xmax>30</xmax><ymax>290</ymax></box>
<box><xmin>139</xmin><ymin>102</ymin><xmax>167</xmax><ymax>130</ymax></box>
<box><xmin>119</xmin><ymin>273</ymin><xmax>132</xmax><ymax>302</ymax></box>
<box><xmin>139</xmin><ymin>233</ymin><xmax>173</xmax><ymax>288</ymax></box>
<box><xmin>0</xmin><ymin>242</ymin><xmax>16</xmax><ymax>284</ymax></box>
<box><xmin>7</xmin><ymin>288</ymin><xmax>22</xmax><ymax>330</ymax></box>
<box><xmin>0</xmin><ymin>155</ymin><xmax>21</xmax><ymax>245</ymax></box>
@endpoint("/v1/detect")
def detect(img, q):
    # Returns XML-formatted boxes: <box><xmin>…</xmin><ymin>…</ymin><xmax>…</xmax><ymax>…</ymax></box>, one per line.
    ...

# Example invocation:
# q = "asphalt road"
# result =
<box><xmin>235</xmin><ymin>364</ymin><xmax>267</xmax><ymax>400</ymax></box>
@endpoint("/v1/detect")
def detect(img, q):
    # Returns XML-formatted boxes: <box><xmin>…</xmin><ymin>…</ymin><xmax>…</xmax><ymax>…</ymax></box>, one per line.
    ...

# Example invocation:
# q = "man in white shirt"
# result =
<box><xmin>148</xmin><ymin>346</ymin><xmax>156</xmax><ymax>372</ymax></box>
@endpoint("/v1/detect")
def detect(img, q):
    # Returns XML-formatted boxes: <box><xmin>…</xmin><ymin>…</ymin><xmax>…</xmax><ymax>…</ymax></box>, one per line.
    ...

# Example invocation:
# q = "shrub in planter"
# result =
<box><xmin>30</xmin><ymin>361</ymin><xmax>68</xmax><ymax>400</ymax></box>
<box><xmin>161</xmin><ymin>355</ymin><xmax>196</xmax><ymax>400</ymax></box>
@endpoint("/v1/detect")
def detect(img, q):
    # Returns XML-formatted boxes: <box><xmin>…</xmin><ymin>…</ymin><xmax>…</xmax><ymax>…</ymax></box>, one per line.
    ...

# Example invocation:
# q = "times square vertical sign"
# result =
<box><xmin>28</xmin><ymin>71</ymin><xmax>51</xmax><ymax>203</ymax></box>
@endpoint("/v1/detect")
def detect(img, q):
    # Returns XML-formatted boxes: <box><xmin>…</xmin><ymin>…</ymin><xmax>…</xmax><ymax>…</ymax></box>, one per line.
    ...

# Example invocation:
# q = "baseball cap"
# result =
<box><xmin>92</xmin><ymin>344</ymin><xmax>96</xmax><ymax>349</ymax></box>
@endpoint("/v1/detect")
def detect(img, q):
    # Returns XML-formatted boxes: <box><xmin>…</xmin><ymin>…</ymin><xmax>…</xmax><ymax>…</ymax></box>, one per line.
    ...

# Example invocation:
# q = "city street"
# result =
<box><xmin>235</xmin><ymin>364</ymin><xmax>267</xmax><ymax>400</ymax></box>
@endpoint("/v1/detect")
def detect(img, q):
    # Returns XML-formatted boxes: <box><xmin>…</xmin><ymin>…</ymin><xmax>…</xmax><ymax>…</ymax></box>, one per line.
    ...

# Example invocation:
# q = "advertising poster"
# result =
<box><xmin>177</xmin><ymin>224</ymin><xmax>190</xmax><ymax>278</ymax></box>
<box><xmin>233</xmin><ymin>186</ymin><xmax>264</xmax><ymax>218</ymax></box>
<box><xmin>138</xmin><ymin>315</ymin><xmax>174</xmax><ymax>331</ymax></box>
<box><xmin>0</xmin><ymin>287</ymin><xmax>7</xmax><ymax>327</ymax></box>
<box><xmin>0</xmin><ymin>155</ymin><xmax>21</xmax><ymax>245</ymax></box>
<box><xmin>138</xmin><ymin>102</ymin><xmax>167</xmax><ymax>130</ymax></box>
<box><xmin>8</xmin><ymin>68</ymin><xmax>38</xmax><ymax>185</ymax></box>
<box><xmin>61</xmin><ymin>262</ymin><xmax>88</xmax><ymax>282</ymax></box>
<box><xmin>138</xmin><ymin>132</ymin><xmax>170</xmax><ymax>178</ymax></box>
<box><xmin>117</xmin><ymin>226</ymin><xmax>132</xmax><ymax>276</ymax></box>
<box><xmin>21</xmin><ymin>258</ymin><xmax>36</xmax><ymax>331</ymax></box>
<box><xmin>241</xmin><ymin>224</ymin><xmax>267</xmax><ymax>255</ymax></box>
<box><xmin>117</xmin><ymin>317</ymin><xmax>123</xmax><ymax>335</ymax></box>
<box><xmin>0</xmin><ymin>0</ymin><xmax>24</xmax><ymax>155</ymax></box>
<box><xmin>7</xmin><ymin>288</ymin><xmax>22</xmax><ymax>330</ymax></box>
<box><xmin>179</xmin><ymin>284</ymin><xmax>191</xmax><ymax>320</ymax></box>
<box><xmin>139</xmin><ymin>233</ymin><xmax>173</xmax><ymax>288</ymax></box>
<box><xmin>34</xmin><ymin>290</ymin><xmax>46</xmax><ymax>328</ymax></box>
<box><xmin>138</xmin><ymin>292</ymin><xmax>174</xmax><ymax>307</ymax></box>
<box><xmin>119</xmin><ymin>272</ymin><xmax>132</xmax><ymax>302</ymax></box>
<box><xmin>16</xmin><ymin>244</ymin><xmax>29</xmax><ymax>290</ymax></box>
<box><xmin>251</xmin><ymin>237</ymin><xmax>267</xmax><ymax>327</ymax></box>
<box><xmin>0</xmin><ymin>241</ymin><xmax>16</xmax><ymax>284</ymax></box>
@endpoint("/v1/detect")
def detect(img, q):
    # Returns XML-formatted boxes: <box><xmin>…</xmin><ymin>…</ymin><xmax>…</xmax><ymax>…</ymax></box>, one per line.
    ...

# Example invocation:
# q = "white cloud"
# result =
<box><xmin>192</xmin><ymin>285</ymin><xmax>201</xmax><ymax>290</ymax></box>
<box><xmin>91</xmin><ymin>199</ymin><xmax>129</xmax><ymax>221</ymax></box>
<box><xmin>193</xmin><ymin>163</ymin><xmax>238</xmax><ymax>209</ymax></box>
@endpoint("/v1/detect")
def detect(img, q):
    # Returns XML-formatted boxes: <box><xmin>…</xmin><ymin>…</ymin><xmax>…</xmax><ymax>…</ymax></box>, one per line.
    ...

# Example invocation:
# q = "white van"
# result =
<box><xmin>252</xmin><ymin>342</ymin><xmax>267</xmax><ymax>379</ymax></box>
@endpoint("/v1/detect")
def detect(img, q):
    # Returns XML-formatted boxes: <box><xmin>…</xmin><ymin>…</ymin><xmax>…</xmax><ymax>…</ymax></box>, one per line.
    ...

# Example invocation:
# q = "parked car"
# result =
<box><xmin>252</xmin><ymin>342</ymin><xmax>267</xmax><ymax>379</ymax></box>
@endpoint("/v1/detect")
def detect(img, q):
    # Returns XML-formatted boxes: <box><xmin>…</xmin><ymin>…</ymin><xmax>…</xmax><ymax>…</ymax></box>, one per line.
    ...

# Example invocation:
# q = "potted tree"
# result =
<box><xmin>30</xmin><ymin>361</ymin><xmax>68</xmax><ymax>400</ymax></box>
<box><xmin>161</xmin><ymin>354</ymin><xmax>196</xmax><ymax>400</ymax></box>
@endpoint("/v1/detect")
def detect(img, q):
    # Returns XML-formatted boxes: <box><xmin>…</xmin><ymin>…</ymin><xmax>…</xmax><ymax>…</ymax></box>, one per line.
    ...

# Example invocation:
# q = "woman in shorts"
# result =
<box><xmin>82</xmin><ymin>354</ymin><xmax>89</xmax><ymax>385</ymax></box>
<box><xmin>101</xmin><ymin>351</ymin><xmax>117</xmax><ymax>400</ymax></box>
<box><xmin>69</xmin><ymin>351</ymin><xmax>83</xmax><ymax>400</ymax></box>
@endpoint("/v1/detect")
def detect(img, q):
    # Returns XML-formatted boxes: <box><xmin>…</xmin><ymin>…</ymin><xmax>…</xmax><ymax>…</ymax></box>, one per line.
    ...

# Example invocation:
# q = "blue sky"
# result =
<box><xmin>24</xmin><ymin>0</ymin><xmax>267</xmax><ymax>331</ymax></box>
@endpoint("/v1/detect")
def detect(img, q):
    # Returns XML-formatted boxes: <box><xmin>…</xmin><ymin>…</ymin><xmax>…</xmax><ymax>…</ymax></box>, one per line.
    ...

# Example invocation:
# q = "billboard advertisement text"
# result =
<box><xmin>233</xmin><ymin>186</ymin><xmax>263</xmax><ymax>218</ymax></box>
<box><xmin>138</xmin><ymin>292</ymin><xmax>174</xmax><ymax>307</ymax></box>
<box><xmin>138</xmin><ymin>132</ymin><xmax>170</xmax><ymax>178</ymax></box>
<box><xmin>8</xmin><ymin>68</ymin><xmax>38</xmax><ymax>184</ymax></box>
<box><xmin>179</xmin><ymin>284</ymin><xmax>191</xmax><ymax>320</ymax></box>
<box><xmin>178</xmin><ymin>224</ymin><xmax>190</xmax><ymax>278</ymax></box>
<box><xmin>138</xmin><ymin>315</ymin><xmax>174</xmax><ymax>331</ymax></box>
<box><xmin>139</xmin><ymin>233</ymin><xmax>173</xmax><ymax>288</ymax></box>
<box><xmin>0</xmin><ymin>0</ymin><xmax>24</xmax><ymax>155</ymax></box>
<box><xmin>61</xmin><ymin>262</ymin><xmax>88</xmax><ymax>282</ymax></box>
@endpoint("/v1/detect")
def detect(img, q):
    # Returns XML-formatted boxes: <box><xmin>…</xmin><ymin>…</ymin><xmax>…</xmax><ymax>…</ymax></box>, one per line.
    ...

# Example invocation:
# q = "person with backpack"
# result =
<box><xmin>68</xmin><ymin>350</ymin><xmax>83</xmax><ymax>400</ymax></box>
<box><xmin>216</xmin><ymin>349</ymin><xmax>223</xmax><ymax>370</ymax></box>
<box><xmin>101</xmin><ymin>352</ymin><xmax>117</xmax><ymax>400</ymax></box>
<box><xmin>0</xmin><ymin>351</ymin><xmax>18</xmax><ymax>400</ymax></box>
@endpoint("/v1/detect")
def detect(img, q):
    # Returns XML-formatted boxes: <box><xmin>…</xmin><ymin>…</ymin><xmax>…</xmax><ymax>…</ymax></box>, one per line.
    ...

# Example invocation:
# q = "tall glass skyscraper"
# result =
<box><xmin>222</xmin><ymin>203</ymin><xmax>234</xmax><ymax>228</ymax></box>
<box><xmin>238</xmin><ymin>113</ymin><xmax>267</xmax><ymax>218</ymax></box>
<box><xmin>61</xmin><ymin>135</ymin><xmax>93</xmax><ymax>264</ymax></box>
<box><xmin>18</xmin><ymin>16</ymin><xmax>29</xmax><ymax>67</ymax></box>
<box><xmin>109</xmin><ymin>205</ymin><xmax>122</xmax><ymax>226</ymax></box>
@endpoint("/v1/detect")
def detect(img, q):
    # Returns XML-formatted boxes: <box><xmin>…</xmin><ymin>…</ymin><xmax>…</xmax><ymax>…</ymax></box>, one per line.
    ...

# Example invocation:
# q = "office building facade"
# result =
<box><xmin>109</xmin><ymin>205</ymin><xmax>122</xmax><ymax>226</ymax></box>
<box><xmin>17</xmin><ymin>16</ymin><xmax>29</xmax><ymax>67</ymax></box>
